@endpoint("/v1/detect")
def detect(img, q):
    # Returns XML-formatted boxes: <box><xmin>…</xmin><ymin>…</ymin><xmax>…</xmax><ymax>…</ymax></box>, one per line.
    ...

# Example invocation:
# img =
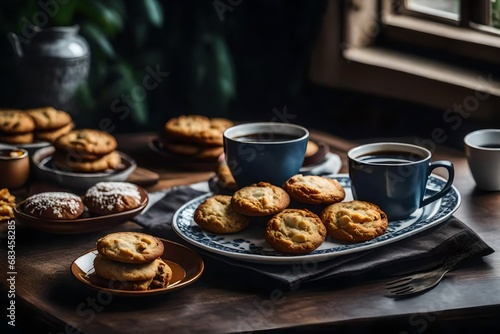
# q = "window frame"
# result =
<box><xmin>308</xmin><ymin>0</ymin><xmax>500</xmax><ymax>123</ymax></box>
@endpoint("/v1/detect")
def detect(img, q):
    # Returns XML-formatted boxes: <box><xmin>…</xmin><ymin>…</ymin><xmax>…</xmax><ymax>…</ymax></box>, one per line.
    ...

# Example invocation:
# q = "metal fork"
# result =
<box><xmin>384</xmin><ymin>248</ymin><xmax>472</xmax><ymax>298</ymax></box>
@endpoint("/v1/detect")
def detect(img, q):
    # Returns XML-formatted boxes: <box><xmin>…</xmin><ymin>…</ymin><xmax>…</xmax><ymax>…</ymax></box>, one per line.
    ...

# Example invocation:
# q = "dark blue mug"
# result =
<box><xmin>348</xmin><ymin>142</ymin><xmax>455</xmax><ymax>220</ymax></box>
<box><xmin>223</xmin><ymin>122</ymin><xmax>309</xmax><ymax>187</ymax></box>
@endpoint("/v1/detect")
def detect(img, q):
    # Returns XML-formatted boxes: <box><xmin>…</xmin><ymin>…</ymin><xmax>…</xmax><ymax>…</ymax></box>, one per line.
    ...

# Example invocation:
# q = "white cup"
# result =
<box><xmin>464</xmin><ymin>129</ymin><xmax>500</xmax><ymax>191</ymax></box>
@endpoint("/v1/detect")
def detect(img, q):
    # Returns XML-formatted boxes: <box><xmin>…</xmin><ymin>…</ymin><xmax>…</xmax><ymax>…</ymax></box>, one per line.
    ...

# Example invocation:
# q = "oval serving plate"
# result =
<box><xmin>31</xmin><ymin>146</ymin><xmax>137</xmax><ymax>189</ymax></box>
<box><xmin>173</xmin><ymin>173</ymin><xmax>461</xmax><ymax>265</ymax></box>
<box><xmin>70</xmin><ymin>239</ymin><xmax>204</xmax><ymax>297</ymax></box>
<box><xmin>13</xmin><ymin>186</ymin><xmax>148</xmax><ymax>234</ymax></box>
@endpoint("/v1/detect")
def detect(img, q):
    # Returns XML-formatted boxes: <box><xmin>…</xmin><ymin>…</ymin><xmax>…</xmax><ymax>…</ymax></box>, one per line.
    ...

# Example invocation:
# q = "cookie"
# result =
<box><xmin>89</xmin><ymin>274</ymin><xmax>154</xmax><ymax>291</ymax></box>
<box><xmin>0</xmin><ymin>110</ymin><xmax>35</xmax><ymax>134</ymax></box>
<box><xmin>320</xmin><ymin>200</ymin><xmax>388</xmax><ymax>243</ymax></box>
<box><xmin>305</xmin><ymin>140</ymin><xmax>319</xmax><ymax>157</ymax></box>
<box><xmin>148</xmin><ymin>258</ymin><xmax>173</xmax><ymax>289</ymax></box>
<box><xmin>194</xmin><ymin>195</ymin><xmax>250</xmax><ymax>233</ymax></box>
<box><xmin>265</xmin><ymin>208</ymin><xmax>327</xmax><ymax>254</ymax></box>
<box><xmin>161</xmin><ymin>140</ymin><xmax>224</xmax><ymax>160</ymax></box>
<box><xmin>93</xmin><ymin>255</ymin><xmax>163</xmax><ymax>281</ymax></box>
<box><xmin>34</xmin><ymin>122</ymin><xmax>74</xmax><ymax>142</ymax></box>
<box><xmin>26</xmin><ymin>106</ymin><xmax>72</xmax><ymax>130</ymax></box>
<box><xmin>231</xmin><ymin>182</ymin><xmax>290</xmax><ymax>216</ymax></box>
<box><xmin>90</xmin><ymin>258</ymin><xmax>172</xmax><ymax>291</ymax></box>
<box><xmin>0</xmin><ymin>132</ymin><xmax>34</xmax><ymax>144</ymax></box>
<box><xmin>53</xmin><ymin>129</ymin><xmax>117</xmax><ymax>159</ymax></box>
<box><xmin>96</xmin><ymin>232</ymin><xmax>164</xmax><ymax>264</ymax></box>
<box><xmin>83</xmin><ymin>182</ymin><xmax>143</xmax><ymax>215</ymax></box>
<box><xmin>282</xmin><ymin>174</ymin><xmax>346</xmax><ymax>205</ymax></box>
<box><xmin>164</xmin><ymin>115</ymin><xmax>233</xmax><ymax>146</ymax></box>
<box><xmin>23</xmin><ymin>192</ymin><xmax>85</xmax><ymax>220</ymax></box>
<box><xmin>52</xmin><ymin>150</ymin><xmax>122</xmax><ymax>172</ymax></box>
<box><xmin>215</xmin><ymin>163</ymin><xmax>238</xmax><ymax>191</ymax></box>
<box><xmin>0</xmin><ymin>188</ymin><xmax>16</xmax><ymax>221</ymax></box>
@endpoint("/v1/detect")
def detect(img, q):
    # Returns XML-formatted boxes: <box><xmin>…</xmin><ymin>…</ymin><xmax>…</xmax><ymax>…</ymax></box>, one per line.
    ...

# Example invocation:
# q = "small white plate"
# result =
<box><xmin>173</xmin><ymin>174</ymin><xmax>461</xmax><ymax>265</ymax></box>
<box><xmin>31</xmin><ymin>146</ymin><xmax>137</xmax><ymax>189</ymax></box>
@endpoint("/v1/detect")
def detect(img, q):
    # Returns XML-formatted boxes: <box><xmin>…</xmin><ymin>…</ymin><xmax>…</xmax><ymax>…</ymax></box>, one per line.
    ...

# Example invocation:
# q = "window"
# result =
<box><xmin>309</xmin><ymin>0</ymin><xmax>500</xmax><ymax>123</ymax></box>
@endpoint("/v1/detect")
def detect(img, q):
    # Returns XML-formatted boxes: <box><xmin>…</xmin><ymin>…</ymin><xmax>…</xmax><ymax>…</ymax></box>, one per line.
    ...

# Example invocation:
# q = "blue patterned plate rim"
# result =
<box><xmin>172</xmin><ymin>173</ymin><xmax>461</xmax><ymax>264</ymax></box>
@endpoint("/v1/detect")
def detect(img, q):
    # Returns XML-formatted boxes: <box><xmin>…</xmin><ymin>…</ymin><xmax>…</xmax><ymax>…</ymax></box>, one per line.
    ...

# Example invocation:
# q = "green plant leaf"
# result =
<box><xmin>76</xmin><ymin>0</ymin><xmax>123</xmax><ymax>36</ymax></box>
<box><xmin>80</xmin><ymin>22</ymin><xmax>115</xmax><ymax>58</ymax></box>
<box><xmin>142</xmin><ymin>0</ymin><xmax>164</xmax><ymax>27</ymax></box>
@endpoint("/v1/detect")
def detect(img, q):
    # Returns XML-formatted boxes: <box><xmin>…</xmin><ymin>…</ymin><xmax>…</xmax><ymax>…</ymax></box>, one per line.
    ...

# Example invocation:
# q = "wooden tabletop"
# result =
<box><xmin>2</xmin><ymin>130</ymin><xmax>500</xmax><ymax>333</ymax></box>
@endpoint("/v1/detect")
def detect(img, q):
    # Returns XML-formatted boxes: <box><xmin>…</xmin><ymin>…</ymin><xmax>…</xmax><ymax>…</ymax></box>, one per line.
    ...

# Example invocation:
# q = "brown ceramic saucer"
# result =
<box><xmin>13</xmin><ymin>186</ymin><xmax>149</xmax><ymax>234</ymax></box>
<box><xmin>70</xmin><ymin>239</ymin><xmax>204</xmax><ymax>297</ymax></box>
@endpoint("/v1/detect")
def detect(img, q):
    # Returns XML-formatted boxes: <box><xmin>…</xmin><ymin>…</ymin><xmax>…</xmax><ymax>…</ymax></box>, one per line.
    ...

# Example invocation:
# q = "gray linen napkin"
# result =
<box><xmin>132</xmin><ymin>183</ymin><xmax>494</xmax><ymax>289</ymax></box>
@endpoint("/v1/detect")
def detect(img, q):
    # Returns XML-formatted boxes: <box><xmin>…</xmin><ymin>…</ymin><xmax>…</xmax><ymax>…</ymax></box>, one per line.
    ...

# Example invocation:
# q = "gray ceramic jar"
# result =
<box><xmin>9</xmin><ymin>25</ymin><xmax>90</xmax><ymax>111</ymax></box>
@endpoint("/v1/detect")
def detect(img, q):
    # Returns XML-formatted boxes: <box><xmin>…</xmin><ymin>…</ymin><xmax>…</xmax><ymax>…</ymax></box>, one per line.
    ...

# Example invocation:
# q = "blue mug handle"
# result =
<box><xmin>420</xmin><ymin>161</ymin><xmax>455</xmax><ymax>207</ymax></box>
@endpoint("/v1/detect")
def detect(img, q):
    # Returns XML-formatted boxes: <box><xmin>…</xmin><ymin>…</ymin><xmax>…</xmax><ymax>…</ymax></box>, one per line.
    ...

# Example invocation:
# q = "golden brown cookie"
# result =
<box><xmin>149</xmin><ymin>258</ymin><xmax>173</xmax><ymax>289</ymax></box>
<box><xmin>162</xmin><ymin>140</ymin><xmax>224</xmax><ymax>159</ymax></box>
<box><xmin>89</xmin><ymin>258</ymin><xmax>172</xmax><ymax>291</ymax></box>
<box><xmin>320</xmin><ymin>200</ymin><xmax>388</xmax><ymax>243</ymax></box>
<box><xmin>0</xmin><ymin>188</ymin><xmax>16</xmax><ymax>222</ymax></box>
<box><xmin>53</xmin><ymin>129</ymin><xmax>117</xmax><ymax>159</ymax></box>
<box><xmin>93</xmin><ymin>255</ymin><xmax>163</xmax><ymax>281</ymax></box>
<box><xmin>26</xmin><ymin>106</ymin><xmax>72</xmax><ymax>130</ymax></box>
<box><xmin>96</xmin><ymin>232</ymin><xmax>164</xmax><ymax>264</ymax></box>
<box><xmin>194</xmin><ymin>195</ymin><xmax>250</xmax><ymax>233</ymax></box>
<box><xmin>163</xmin><ymin>115</ymin><xmax>233</xmax><ymax>146</ymax></box>
<box><xmin>283</xmin><ymin>174</ymin><xmax>346</xmax><ymax>205</ymax></box>
<box><xmin>89</xmin><ymin>274</ymin><xmax>154</xmax><ymax>291</ymax></box>
<box><xmin>215</xmin><ymin>163</ymin><xmax>238</xmax><ymax>191</ymax></box>
<box><xmin>23</xmin><ymin>192</ymin><xmax>85</xmax><ymax>220</ymax></box>
<box><xmin>52</xmin><ymin>150</ymin><xmax>122</xmax><ymax>172</ymax></box>
<box><xmin>34</xmin><ymin>121</ymin><xmax>74</xmax><ymax>142</ymax></box>
<box><xmin>231</xmin><ymin>182</ymin><xmax>290</xmax><ymax>216</ymax></box>
<box><xmin>83</xmin><ymin>182</ymin><xmax>143</xmax><ymax>215</ymax></box>
<box><xmin>305</xmin><ymin>140</ymin><xmax>319</xmax><ymax>157</ymax></box>
<box><xmin>265</xmin><ymin>208</ymin><xmax>327</xmax><ymax>254</ymax></box>
<box><xmin>0</xmin><ymin>131</ymin><xmax>34</xmax><ymax>144</ymax></box>
<box><xmin>0</xmin><ymin>110</ymin><xmax>35</xmax><ymax>134</ymax></box>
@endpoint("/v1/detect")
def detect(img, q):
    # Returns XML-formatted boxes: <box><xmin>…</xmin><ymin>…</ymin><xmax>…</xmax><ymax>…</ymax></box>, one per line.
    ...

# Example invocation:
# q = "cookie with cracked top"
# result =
<box><xmin>163</xmin><ymin>114</ymin><xmax>233</xmax><ymax>146</ymax></box>
<box><xmin>194</xmin><ymin>194</ymin><xmax>250</xmax><ymax>233</ymax></box>
<box><xmin>320</xmin><ymin>200</ymin><xmax>388</xmax><ymax>243</ymax></box>
<box><xmin>283</xmin><ymin>174</ymin><xmax>345</xmax><ymax>205</ymax></box>
<box><xmin>231</xmin><ymin>182</ymin><xmax>290</xmax><ymax>216</ymax></box>
<box><xmin>265</xmin><ymin>208</ymin><xmax>326</xmax><ymax>254</ymax></box>
<box><xmin>96</xmin><ymin>231</ymin><xmax>164</xmax><ymax>264</ymax></box>
<box><xmin>53</xmin><ymin>128</ymin><xmax>117</xmax><ymax>160</ymax></box>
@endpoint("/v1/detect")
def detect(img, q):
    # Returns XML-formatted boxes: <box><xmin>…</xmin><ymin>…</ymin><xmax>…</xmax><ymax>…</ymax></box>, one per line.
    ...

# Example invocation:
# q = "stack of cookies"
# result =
<box><xmin>0</xmin><ymin>107</ymin><xmax>74</xmax><ymax>144</ymax></box>
<box><xmin>90</xmin><ymin>232</ymin><xmax>173</xmax><ymax>291</ymax></box>
<box><xmin>52</xmin><ymin>129</ymin><xmax>122</xmax><ymax>173</ymax></box>
<box><xmin>0</xmin><ymin>109</ymin><xmax>36</xmax><ymax>144</ymax></box>
<box><xmin>159</xmin><ymin>114</ymin><xmax>233</xmax><ymax>163</ymax></box>
<box><xmin>26</xmin><ymin>106</ymin><xmax>74</xmax><ymax>143</ymax></box>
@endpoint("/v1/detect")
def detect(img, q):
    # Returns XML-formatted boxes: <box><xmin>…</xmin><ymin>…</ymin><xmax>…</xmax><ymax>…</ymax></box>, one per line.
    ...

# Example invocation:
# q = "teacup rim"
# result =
<box><xmin>0</xmin><ymin>147</ymin><xmax>29</xmax><ymax>160</ymax></box>
<box><xmin>348</xmin><ymin>142</ymin><xmax>431</xmax><ymax>165</ymax></box>
<box><xmin>223</xmin><ymin>122</ymin><xmax>309</xmax><ymax>144</ymax></box>
<box><xmin>464</xmin><ymin>129</ymin><xmax>500</xmax><ymax>150</ymax></box>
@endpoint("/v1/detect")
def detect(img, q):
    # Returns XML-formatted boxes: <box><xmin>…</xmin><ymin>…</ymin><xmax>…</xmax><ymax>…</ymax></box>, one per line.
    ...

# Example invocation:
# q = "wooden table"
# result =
<box><xmin>2</xmin><ymin>130</ymin><xmax>499</xmax><ymax>333</ymax></box>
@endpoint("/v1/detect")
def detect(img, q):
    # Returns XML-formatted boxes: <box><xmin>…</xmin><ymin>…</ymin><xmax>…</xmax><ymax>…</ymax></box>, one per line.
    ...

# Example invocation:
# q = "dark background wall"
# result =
<box><xmin>0</xmin><ymin>0</ymin><xmax>487</xmax><ymax>149</ymax></box>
